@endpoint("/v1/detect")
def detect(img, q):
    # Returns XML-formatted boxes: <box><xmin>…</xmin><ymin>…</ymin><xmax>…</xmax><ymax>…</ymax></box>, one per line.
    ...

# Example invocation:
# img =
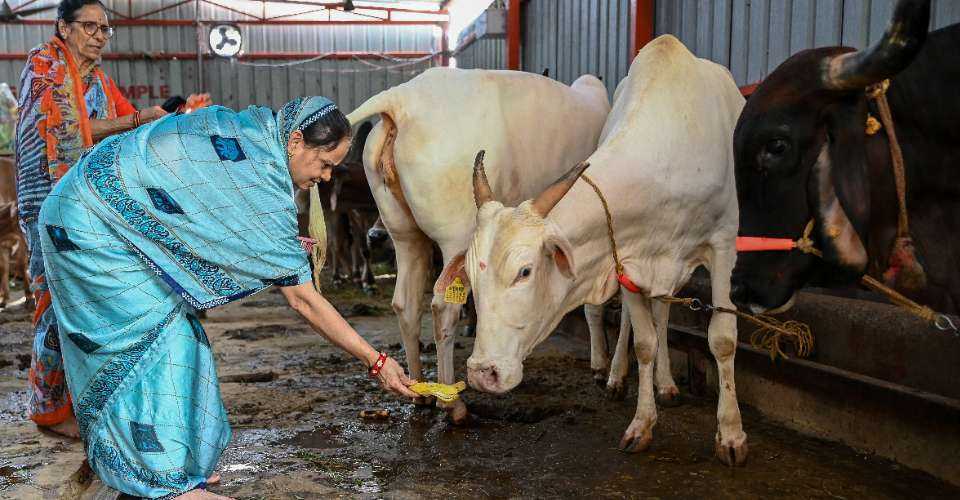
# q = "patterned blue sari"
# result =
<box><xmin>38</xmin><ymin>97</ymin><xmax>337</xmax><ymax>498</ymax></box>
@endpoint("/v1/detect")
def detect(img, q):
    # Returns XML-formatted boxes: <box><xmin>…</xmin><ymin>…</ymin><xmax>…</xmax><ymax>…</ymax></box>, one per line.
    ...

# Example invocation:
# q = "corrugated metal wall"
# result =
<box><xmin>522</xmin><ymin>0</ymin><xmax>634</xmax><ymax>99</ymax></box>
<box><xmin>0</xmin><ymin>0</ymin><xmax>440</xmax><ymax>111</ymax></box>
<box><xmin>452</xmin><ymin>8</ymin><xmax>507</xmax><ymax>71</ymax></box>
<box><xmin>656</xmin><ymin>0</ymin><xmax>960</xmax><ymax>86</ymax></box>
<box><xmin>455</xmin><ymin>36</ymin><xmax>507</xmax><ymax>70</ymax></box>
<box><xmin>198</xmin><ymin>25</ymin><xmax>437</xmax><ymax>111</ymax></box>
<box><xmin>450</xmin><ymin>0</ymin><xmax>958</xmax><ymax>92</ymax></box>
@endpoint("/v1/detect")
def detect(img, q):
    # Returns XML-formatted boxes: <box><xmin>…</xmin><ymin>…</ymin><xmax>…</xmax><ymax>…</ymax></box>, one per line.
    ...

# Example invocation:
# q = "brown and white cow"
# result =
<box><xmin>460</xmin><ymin>36</ymin><xmax>748</xmax><ymax>464</ymax></box>
<box><xmin>1</xmin><ymin>156</ymin><xmax>29</xmax><ymax>309</ymax></box>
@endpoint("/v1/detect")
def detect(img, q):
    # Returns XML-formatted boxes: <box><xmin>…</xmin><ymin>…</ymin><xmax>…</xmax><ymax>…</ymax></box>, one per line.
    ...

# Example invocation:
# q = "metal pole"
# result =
<box><xmin>440</xmin><ymin>21</ymin><xmax>450</xmax><ymax>66</ymax></box>
<box><xmin>195</xmin><ymin>0</ymin><xmax>204</xmax><ymax>93</ymax></box>
<box><xmin>506</xmin><ymin>0</ymin><xmax>521</xmax><ymax>70</ymax></box>
<box><xmin>631</xmin><ymin>0</ymin><xmax>654</xmax><ymax>58</ymax></box>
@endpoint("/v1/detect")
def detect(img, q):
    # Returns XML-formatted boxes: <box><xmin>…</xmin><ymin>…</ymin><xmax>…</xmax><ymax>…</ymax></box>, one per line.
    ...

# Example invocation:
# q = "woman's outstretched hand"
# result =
<box><xmin>279</xmin><ymin>283</ymin><xmax>421</xmax><ymax>400</ymax></box>
<box><xmin>373</xmin><ymin>356</ymin><xmax>419</xmax><ymax>399</ymax></box>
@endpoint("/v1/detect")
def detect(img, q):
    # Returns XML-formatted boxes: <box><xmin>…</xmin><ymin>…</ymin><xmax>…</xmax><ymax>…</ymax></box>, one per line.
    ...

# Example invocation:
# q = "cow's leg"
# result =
<box><xmin>326</xmin><ymin>211</ymin><xmax>343</xmax><ymax>284</ymax></box>
<box><xmin>619</xmin><ymin>292</ymin><xmax>658</xmax><ymax>453</ymax></box>
<box><xmin>584</xmin><ymin>304</ymin><xmax>609</xmax><ymax>385</ymax></box>
<box><xmin>349</xmin><ymin>211</ymin><xmax>363</xmax><ymax>286</ymax></box>
<box><xmin>353</xmin><ymin>211</ymin><xmax>377</xmax><ymax>292</ymax></box>
<box><xmin>337</xmin><ymin>213</ymin><xmax>354</xmax><ymax>284</ymax></box>
<box><xmin>652</xmin><ymin>301</ymin><xmax>680</xmax><ymax>406</ymax></box>
<box><xmin>430</xmin><ymin>249</ymin><xmax>469</xmax><ymax>424</ymax></box>
<box><xmin>707</xmin><ymin>245</ymin><xmax>747</xmax><ymax>466</ymax></box>
<box><xmin>363</xmin><ymin>117</ymin><xmax>433</xmax><ymax>405</ymax></box>
<box><xmin>359</xmin><ymin>212</ymin><xmax>376</xmax><ymax>291</ymax></box>
<box><xmin>391</xmin><ymin>233</ymin><xmax>433</xmax><ymax>405</ymax></box>
<box><xmin>606</xmin><ymin>302</ymin><xmax>631</xmax><ymax>400</ymax></box>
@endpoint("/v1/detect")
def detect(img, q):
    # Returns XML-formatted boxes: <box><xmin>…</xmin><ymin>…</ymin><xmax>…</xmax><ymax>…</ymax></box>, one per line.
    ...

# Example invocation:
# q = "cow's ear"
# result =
<box><xmin>544</xmin><ymin>226</ymin><xmax>576</xmax><ymax>280</ymax></box>
<box><xmin>434</xmin><ymin>251</ymin><xmax>470</xmax><ymax>296</ymax></box>
<box><xmin>811</xmin><ymin>103</ymin><xmax>869</xmax><ymax>273</ymax></box>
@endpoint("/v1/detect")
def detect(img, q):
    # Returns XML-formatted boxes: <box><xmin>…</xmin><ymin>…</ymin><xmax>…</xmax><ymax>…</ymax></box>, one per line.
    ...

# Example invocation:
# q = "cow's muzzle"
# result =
<box><xmin>467</xmin><ymin>358</ymin><xmax>521</xmax><ymax>394</ymax></box>
<box><xmin>366</xmin><ymin>226</ymin><xmax>389</xmax><ymax>246</ymax></box>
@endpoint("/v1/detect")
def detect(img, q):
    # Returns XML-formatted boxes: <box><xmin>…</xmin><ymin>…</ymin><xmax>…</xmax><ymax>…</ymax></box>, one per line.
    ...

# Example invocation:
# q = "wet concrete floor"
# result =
<box><xmin>1</xmin><ymin>277</ymin><xmax>957</xmax><ymax>499</ymax></box>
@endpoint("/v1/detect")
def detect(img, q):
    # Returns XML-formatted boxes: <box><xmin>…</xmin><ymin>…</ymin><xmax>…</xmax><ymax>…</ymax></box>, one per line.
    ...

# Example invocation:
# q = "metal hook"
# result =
<box><xmin>934</xmin><ymin>314</ymin><xmax>959</xmax><ymax>335</ymax></box>
<box><xmin>688</xmin><ymin>298</ymin><xmax>703</xmax><ymax>312</ymax></box>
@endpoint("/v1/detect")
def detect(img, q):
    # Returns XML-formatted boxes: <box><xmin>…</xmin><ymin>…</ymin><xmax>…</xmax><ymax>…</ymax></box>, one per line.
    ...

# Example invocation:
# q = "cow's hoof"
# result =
<box><xmin>413</xmin><ymin>396</ymin><xmax>435</xmax><ymax>407</ymax></box>
<box><xmin>440</xmin><ymin>399</ymin><xmax>471</xmax><ymax>426</ymax></box>
<box><xmin>618</xmin><ymin>424</ymin><xmax>653</xmax><ymax>454</ymax></box>
<box><xmin>655</xmin><ymin>386</ymin><xmax>681</xmax><ymax>407</ymax></box>
<box><xmin>715</xmin><ymin>432</ymin><xmax>749</xmax><ymax>466</ymax></box>
<box><xmin>605</xmin><ymin>381</ymin><xmax>627</xmax><ymax>401</ymax></box>
<box><xmin>592</xmin><ymin>369</ymin><xmax>608</xmax><ymax>387</ymax></box>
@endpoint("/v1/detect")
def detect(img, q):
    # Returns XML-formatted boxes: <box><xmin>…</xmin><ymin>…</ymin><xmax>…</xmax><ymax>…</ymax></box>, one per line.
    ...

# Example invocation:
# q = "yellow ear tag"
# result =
<box><xmin>444</xmin><ymin>277</ymin><xmax>467</xmax><ymax>304</ymax></box>
<box><xmin>409</xmin><ymin>381</ymin><xmax>467</xmax><ymax>402</ymax></box>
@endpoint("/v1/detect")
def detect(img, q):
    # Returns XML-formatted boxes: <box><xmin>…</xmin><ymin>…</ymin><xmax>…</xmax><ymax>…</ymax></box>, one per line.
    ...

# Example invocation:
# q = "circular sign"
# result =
<box><xmin>209</xmin><ymin>24</ymin><xmax>242</xmax><ymax>58</ymax></box>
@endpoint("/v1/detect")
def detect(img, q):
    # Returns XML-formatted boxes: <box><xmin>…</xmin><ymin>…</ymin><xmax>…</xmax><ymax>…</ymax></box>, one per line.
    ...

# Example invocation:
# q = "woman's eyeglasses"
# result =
<box><xmin>71</xmin><ymin>21</ymin><xmax>115</xmax><ymax>39</ymax></box>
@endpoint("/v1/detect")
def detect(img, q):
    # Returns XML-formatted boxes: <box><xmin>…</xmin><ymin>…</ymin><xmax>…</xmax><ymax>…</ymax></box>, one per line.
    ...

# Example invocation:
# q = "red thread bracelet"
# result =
<box><xmin>368</xmin><ymin>352</ymin><xmax>388</xmax><ymax>378</ymax></box>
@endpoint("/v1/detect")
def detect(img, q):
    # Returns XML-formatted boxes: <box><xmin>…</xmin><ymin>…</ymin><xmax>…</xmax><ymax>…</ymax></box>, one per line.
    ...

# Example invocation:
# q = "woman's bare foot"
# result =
<box><xmin>173</xmin><ymin>490</ymin><xmax>233</xmax><ymax>500</ymax></box>
<box><xmin>43</xmin><ymin>415</ymin><xmax>80</xmax><ymax>439</ymax></box>
<box><xmin>170</xmin><ymin>476</ymin><xmax>225</xmax><ymax>499</ymax></box>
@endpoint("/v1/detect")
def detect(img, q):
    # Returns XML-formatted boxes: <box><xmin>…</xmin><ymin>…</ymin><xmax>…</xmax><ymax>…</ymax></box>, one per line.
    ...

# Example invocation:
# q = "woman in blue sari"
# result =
<box><xmin>38</xmin><ymin>96</ymin><xmax>417</xmax><ymax>499</ymax></box>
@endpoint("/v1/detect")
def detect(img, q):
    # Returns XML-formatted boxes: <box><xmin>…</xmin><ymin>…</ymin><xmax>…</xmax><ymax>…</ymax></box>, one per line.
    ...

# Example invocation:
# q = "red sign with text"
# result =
<box><xmin>6</xmin><ymin>85</ymin><xmax>172</xmax><ymax>101</ymax></box>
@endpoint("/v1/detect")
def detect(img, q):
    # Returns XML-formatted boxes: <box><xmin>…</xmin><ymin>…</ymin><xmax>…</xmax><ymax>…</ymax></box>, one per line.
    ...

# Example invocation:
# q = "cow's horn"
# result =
<box><xmin>822</xmin><ymin>0</ymin><xmax>930</xmax><ymax>90</ymax></box>
<box><xmin>531</xmin><ymin>161</ymin><xmax>589</xmax><ymax>218</ymax></box>
<box><xmin>473</xmin><ymin>150</ymin><xmax>495</xmax><ymax>208</ymax></box>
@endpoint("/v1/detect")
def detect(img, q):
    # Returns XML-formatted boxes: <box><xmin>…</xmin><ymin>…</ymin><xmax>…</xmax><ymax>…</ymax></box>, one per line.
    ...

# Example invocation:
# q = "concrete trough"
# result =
<box><xmin>559</xmin><ymin>281</ymin><xmax>960</xmax><ymax>486</ymax></box>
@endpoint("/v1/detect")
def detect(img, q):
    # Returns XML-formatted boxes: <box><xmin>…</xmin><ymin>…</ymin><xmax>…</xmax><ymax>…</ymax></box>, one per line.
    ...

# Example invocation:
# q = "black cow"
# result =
<box><xmin>731</xmin><ymin>0</ymin><xmax>960</xmax><ymax>316</ymax></box>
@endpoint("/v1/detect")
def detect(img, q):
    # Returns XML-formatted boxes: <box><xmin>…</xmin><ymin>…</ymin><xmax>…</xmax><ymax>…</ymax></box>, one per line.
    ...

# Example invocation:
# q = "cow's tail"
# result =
<box><xmin>346</xmin><ymin>86</ymin><xmax>400</xmax><ymax>127</ymax></box>
<box><xmin>345</xmin><ymin>84</ymin><xmax>414</xmax><ymax>218</ymax></box>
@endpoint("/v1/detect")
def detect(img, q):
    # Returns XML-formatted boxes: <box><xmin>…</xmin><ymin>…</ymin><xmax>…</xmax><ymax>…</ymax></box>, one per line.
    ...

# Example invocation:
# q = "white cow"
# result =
<box><xmin>458</xmin><ymin>35</ymin><xmax>748</xmax><ymax>464</ymax></box>
<box><xmin>342</xmin><ymin>67</ymin><xmax>612</xmax><ymax>421</ymax></box>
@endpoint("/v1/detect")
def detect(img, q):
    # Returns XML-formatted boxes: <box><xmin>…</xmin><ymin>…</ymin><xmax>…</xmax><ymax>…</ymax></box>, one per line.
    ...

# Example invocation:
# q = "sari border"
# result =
<box><xmin>122</xmin><ymin>234</ymin><xmax>259</xmax><ymax>310</ymax></box>
<box><xmin>74</xmin><ymin>305</ymin><xmax>181</xmax><ymax>440</ymax></box>
<box><xmin>89</xmin><ymin>436</ymin><xmax>195</xmax><ymax>497</ymax></box>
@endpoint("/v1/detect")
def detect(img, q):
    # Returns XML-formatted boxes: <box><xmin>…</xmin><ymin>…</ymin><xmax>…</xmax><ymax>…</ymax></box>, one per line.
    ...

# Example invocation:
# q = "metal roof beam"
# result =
<box><xmin>1</xmin><ymin>18</ymin><xmax>444</xmax><ymax>26</ymax></box>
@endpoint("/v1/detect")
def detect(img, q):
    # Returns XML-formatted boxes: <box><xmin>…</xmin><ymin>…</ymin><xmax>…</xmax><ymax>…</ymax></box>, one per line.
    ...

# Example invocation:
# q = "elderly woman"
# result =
<box><xmin>39</xmin><ymin>96</ymin><xmax>417</xmax><ymax>499</ymax></box>
<box><xmin>15</xmin><ymin>0</ymin><xmax>209</xmax><ymax>436</ymax></box>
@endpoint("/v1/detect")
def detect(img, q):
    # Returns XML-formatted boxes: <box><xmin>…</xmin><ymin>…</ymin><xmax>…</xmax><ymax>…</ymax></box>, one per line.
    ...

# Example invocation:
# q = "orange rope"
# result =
<box><xmin>580</xmin><ymin>174</ymin><xmax>814</xmax><ymax>360</ymax></box>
